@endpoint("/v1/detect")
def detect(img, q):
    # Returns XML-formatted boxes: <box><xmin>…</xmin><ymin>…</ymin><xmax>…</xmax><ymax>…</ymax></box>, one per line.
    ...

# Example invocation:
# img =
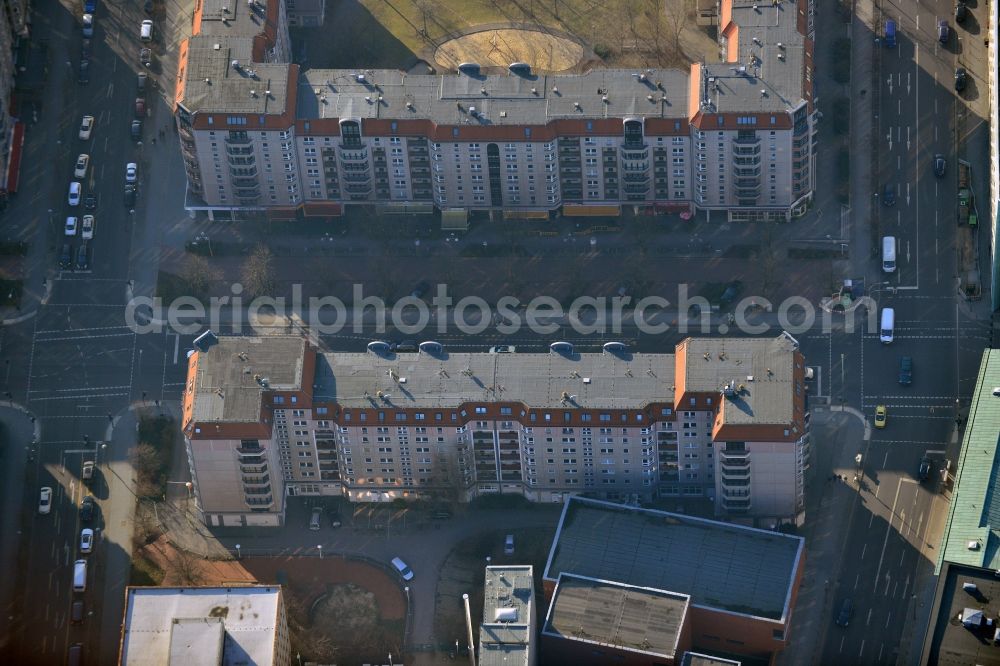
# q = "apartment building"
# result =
<box><xmin>0</xmin><ymin>0</ymin><xmax>28</xmax><ymax>201</ymax></box>
<box><xmin>541</xmin><ymin>496</ymin><xmax>805</xmax><ymax>663</ymax></box>
<box><xmin>174</xmin><ymin>0</ymin><xmax>815</xmax><ymax>223</ymax></box>
<box><xmin>118</xmin><ymin>586</ymin><xmax>291</xmax><ymax>665</ymax></box>
<box><xmin>181</xmin><ymin>333</ymin><xmax>808</xmax><ymax>527</ymax></box>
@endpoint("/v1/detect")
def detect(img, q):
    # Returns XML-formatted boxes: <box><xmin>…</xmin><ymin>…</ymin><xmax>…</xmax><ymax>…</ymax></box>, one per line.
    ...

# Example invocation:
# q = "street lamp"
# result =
<box><xmin>318</xmin><ymin>544</ymin><xmax>323</xmax><ymax>560</ymax></box>
<box><xmin>235</xmin><ymin>543</ymin><xmax>241</xmax><ymax>560</ymax></box>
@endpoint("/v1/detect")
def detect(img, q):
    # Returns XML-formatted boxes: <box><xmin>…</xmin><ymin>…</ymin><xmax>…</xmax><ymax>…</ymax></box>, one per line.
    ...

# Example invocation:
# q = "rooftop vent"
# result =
<box><xmin>481</xmin><ymin>87</ymin><xmax>487</xmax><ymax>95</ymax></box>
<box><xmin>760</xmin><ymin>89</ymin><xmax>767</xmax><ymax>96</ymax></box>
<box><xmin>778</xmin><ymin>52</ymin><xmax>785</xmax><ymax>60</ymax></box>
<box><xmin>777</xmin><ymin>42</ymin><xmax>784</xmax><ymax>48</ymax></box>
<box><xmin>602</xmin><ymin>95</ymin><xmax>609</xmax><ymax>103</ymax></box>
<box><xmin>265</xmin><ymin>89</ymin><xmax>271</xmax><ymax>96</ymax></box>
<box><xmin>406</xmin><ymin>101</ymin><xmax>414</xmax><ymax>109</ymax></box>
<box><xmin>573</xmin><ymin>101</ymin><xmax>581</xmax><ymax>110</ymax></box>
<box><xmin>222</xmin><ymin>5</ymin><xmax>229</xmax><ymax>12</ymax></box>
<box><xmin>469</xmin><ymin>106</ymin><xmax>477</xmax><ymax>116</ymax></box>
<box><xmin>647</xmin><ymin>94</ymin><xmax>654</xmax><ymax>101</ymax></box>
<box><xmin>552</xmin><ymin>86</ymin><xmax>559</xmax><ymax>93</ymax></box>
<box><xmin>356</xmin><ymin>73</ymin><xmax>367</xmax><ymax>83</ymax></box>
<box><xmin>531</xmin><ymin>87</ymin><xmax>537</xmax><ymax>95</ymax></box>
<box><xmin>365</xmin><ymin>96</ymin><xmax>372</xmax><ymax>103</ymax></box>
<box><xmin>204</xmin><ymin>78</ymin><xmax>211</xmax><ymax>84</ymax></box>
<box><xmin>994</xmin><ymin>387</ymin><xmax>1000</xmax><ymax>396</ymax></box>
<box><xmin>249</xmin><ymin>90</ymin><xmax>256</xmax><ymax>97</ymax></box>
<box><xmin>231</xmin><ymin>59</ymin><xmax>240</xmax><ymax>70</ymax></box>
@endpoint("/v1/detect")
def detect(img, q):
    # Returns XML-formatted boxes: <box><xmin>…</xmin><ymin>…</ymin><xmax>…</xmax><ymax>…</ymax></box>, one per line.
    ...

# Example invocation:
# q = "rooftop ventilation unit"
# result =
<box><xmin>231</xmin><ymin>59</ymin><xmax>240</xmax><ymax>70</ymax></box>
<box><xmin>356</xmin><ymin>73</ymin><xmax>366</xmax><ymax>83</ymax></box>
<box><xmin>406</xmin><ymin>101</ymin><xmax>414</xmax><ymax>109</ymax></box>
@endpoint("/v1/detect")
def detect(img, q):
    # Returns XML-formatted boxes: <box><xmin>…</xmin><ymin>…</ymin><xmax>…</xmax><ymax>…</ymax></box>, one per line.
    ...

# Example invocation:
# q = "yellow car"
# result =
<box><xmin>874</xmin><ymin>405</ymin><xmax>887</xmax><ymax>428</ymax></box>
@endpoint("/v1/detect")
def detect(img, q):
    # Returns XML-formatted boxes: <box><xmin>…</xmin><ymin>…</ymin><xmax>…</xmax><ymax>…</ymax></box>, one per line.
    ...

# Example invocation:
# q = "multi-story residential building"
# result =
<box><xmin>479</xmin><ymin>565</ymin><xmax>537</xmax><ymax>666</ymax></box>
<box><xmin>0</xmin><ymin>0</ymin><xmax>28</xmax><ymax>201</ymax></box>
<box><xmin>118</xmin><ymin>586</ymin><xmax>291</xmax><ymax>665</ymax></box>
<box><xmin>181</xmin><ymin>333</ymin><xmax>808</xmax><ymax>527</ymax></box>
<box><xmin>174</xmin><ymin>0</ymin><xmax>815</xmax><ymax>223</ymax></box>
<box><xmin>541</xmin><ymin>496</ymin><xmax>805</xmax><ymax>664</ymax></box>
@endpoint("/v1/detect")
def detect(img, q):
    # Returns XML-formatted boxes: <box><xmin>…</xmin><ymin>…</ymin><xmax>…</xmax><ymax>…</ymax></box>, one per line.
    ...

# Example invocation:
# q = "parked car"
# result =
<box><xmin>882</xmin><ymin>183</ymin><xmax>895</xmax><ymax>207</ymax></box>
<box><xmin>720</xmin><ymin>280</ymin><xmax>744</xmax><ymax>305</ymax></box>
<box><xmin>874</xmin><ymin>405</ymin><xmax>887</xmax><ymax>428</ymax></box>
<box><xmin>489</xmin><ymin>345</ymin><xmax>515</xmax><ymax>354</ymax></box>
<box><xmin>391</xmin><ymin>557</ymin><xmax>414</xmax><ymax>581</ymax></box>
<box><xmin>59</xmin><ymin>244</ymin><xmax>73</xmax><ymax>269</ymax></box>
<box><xmin>933</xmin><ymin>154</ymin><xmax>946</xmax><ymax>177</ymax></box>
<box><xmin>80</xmin><ymin>528</ymin><xmax>94</xmax><ymax>554</ymax></box>
<box><xmin>77</xmin><ymin>60</ymin><xmax>89</xmax><ymax>84</ymax></box>
<box><xmin>836</xmin><ymin>598</ymin><xmax>854</xmax><ymax>627</ymax></box>
<box><xmin>898</xmin><ymin>356</ymin><xmax>912</xmax><ymax>385</ymax></box>
<box><xmin>139</xmin><ymin>47</ymin><xmax>152</xmax><ymax>67</ymax></box>
<box><xmin>124</xmin><ymin>184</ymin><xmax>137</xmax><ymax>208</ymax></box>
<box><xmin>84</xmin><ymin>194</ymin><xmax>97</xmax><ymax>211</ymax></box>
<box><xmin>393</xmin><ymin>340</ymin><xmax>417</xmax><ymax>353</ymax></box>
<box><xmin>65</xmin><ymin>216</ymin><xmax>78</xmax><ymax>236</ymax></box>
<box><xmin>126</xmin><ymin>162</ymin><xmax>138</xmax><ymax>183</ymax></box>
<box><xmin>918</xmin><ymin>457</ymin><xmax>932</xmax><ymax>482</ymax></box>
<box><xmin>938</xmin><ymin>18</ymin><xmax>950</xmax><ymax>43</ymax></box>
<box><xmin>81</xmin><ymin>215</ymin><xmax>94</xmax><ymax>240</ymax></box>
<box><xmin>70</xmin><ymin>601</ymin><xmax>84</xmax><ymax>624</ymax></box>
<box><xmin>144</xmin><ymin>0</ymin><xmax>154</xmax><ymax>14</ymax></box>
<box><xmin>504</xmin><ymin>534</ymin><xmax>515</xmax><ymax>555</ymax></box>
<box><xmin>131</xmin><ymin>119</ymin><xmax>143</xmax><ymax>141</ymax></box>
<box><xmin>82</xmin><ymin>460</ymin><xmax>95</xmax><ymax>481</ymax></box>
<box><xmin>76</xmin><ymin>243</ymin><xmax>89</xmax><ymax>270</ymax></box>
<box><xmin>68</xmin><ymin>182</ymin><xmax>82</xmax><ymax>206</ymax></box>
<box><xmin>38</xmin><ymin>487</ymin><xmax>52</xmax><ymax>514</ymax></box>
<box><xmin>81</xmin><ymin>13</ymin><xmax>93</xmax><ymax>38</ymax></box>
<box><xmin>84</xmin><ymin>0</ymin><xmax>96</xmax><ymax>12</ymax></box>
<box><xmin>137</xmin><ymin>72</ymin><xmax>148</xmax><ymax>92</ymax></box>
<box><xmin>79</xmin><ymin>115</ymin><xmax>94</xmax><ymax>140</ymax></box>
<box><xmin>956</xmin><ymin>0</ymin><xmax>967</xmax><ymax>23</ymax></box>
<box><xmin>74</xmin><ymin>154</ymin><xmax>90</xmax><ymax>179</ymax></box>
<box><xmin>140</xmin><ymin>19</ymin><xmax>153</xmax><ymax>41</ymax></box>
<box><xmin>134</xmin><ymin>97</ymin><xmax>146</xmax><ymax>118</ymax></box>
<box><xmin>79</xmin><ymin>495</ymin><xmax>96</xmax><ymax>522</ymax></box>
<box><xmin>309</xmin><ymin>506</ymin><xmax>322</xmax><ymax>531</ymax></box>
<box><xmin>955</xmin><ymin>67</ymin><xmax>968</xmax><ymax>92</ymax></box>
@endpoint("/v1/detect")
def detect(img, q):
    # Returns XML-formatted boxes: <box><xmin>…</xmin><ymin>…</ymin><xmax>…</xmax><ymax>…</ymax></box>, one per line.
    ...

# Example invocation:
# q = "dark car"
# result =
<box><xmin>79</xmin><ymin>495</ymin><xmax>96</xmax><ymax>522</ymax></box>
<box><xmin>81</xmin><ymin>39</ymin><xmax>91</xmax><ymax>59</ymax></box>
<box><xmin>955</xmin><ymin>67</ymin><xmax>967</xmax><ymax>92</ymax></box>
<box><xmin>76</xmin><ymin>243</ymin><xmax>89</xmax><ymax>270</ymax></box>
<box><xmin>59</xmin><ymin>244</ymin><xmax>73</xmax><ymax>269</ymax></box>
<box><xmin>956</xmin><ymin>1</ymin><xmax>967</xmax><ymax>22</ymax></box>
<box><xmin>140</xmin><ymin>47</ymin><xmax>152</xmax><ymax>67</ymax></box>
<box><xmin>144</xmin><ymin>0</ymin><xmax>154</xmax><ymax>14</ymax></box>
<box><xmin>393</xmin><ymin>340</ymin><xmax>417</xmax><ymax>353</ymax></box>
<box><xmin>137</xmin><ymin>72</ymin><xmax>148</xmax><ymax>92</ymax></box>
<box><xmin>899</xmin><ymin>356</ymin><xmax>912</xmax><ymax>385</ymax></box>
<box><xmin>918</xmin><ymin>457</ymin><xmax>932</xmax><ymax>482</ymax></box>
<box><xmin>938</xmin><ymin>19</ymin><xmax>950</xmax><ymax>43</ymax></box>
<box><xmin>131</xmin><ymin>119</ymin><xmax>142</xmax><ymax>141</ymax></box>
<box><xmin>135</xmin><ymin>97</ymin><xmax>146</xmax><ymax>118</ymax></box>
<box><xmin>835</xmin><ymin>598</ymin><xmax>854</xmax><ymax>627</ymax></box>
<box><xmin>933</xmin><ymin>154</ymin><xmax>946</xmax><ymax>178</ymax></box>
<box><xmin>720</xmin><ymin>280</ymin><xmax>744</xmax><ymax>305</ymax></box>
<box><xmin>882</xmin><ymin>183</ymin><xmax>895</xmax><ymax>207</ymax></box>
<box><xmin>71</xmin><ymin>600</ymin><xmax>85</xmax><ymax>624</ymax></box>
<box><xmin>124</xmin><ymin>184</ymin><xmax>137</xmax><ymax>208</ymax></box>
<box><xmin>77</xmin><ymin>60</ymin><xmax>89</xmax><ymax>84</ymax></box>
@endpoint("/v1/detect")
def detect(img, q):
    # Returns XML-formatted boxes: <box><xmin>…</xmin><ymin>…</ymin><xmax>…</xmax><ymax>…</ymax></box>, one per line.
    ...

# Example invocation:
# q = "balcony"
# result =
<box><xmin>721</xmin><ymin>496</ymin><xmax>751</xmax><ymax>511</ymax></box>
<box><xmin>225</xmin><ymin>134</ymin><xmax>252</xmax><ymax>145</ymax></box>
<box><xmin>321</xmin><ymin>471</ymin><xmax>341</xmax><ymax>481</ymax></box>
<box><xmin>242</xmin><ymin>475</ymin><xmax>271</xmax><ymax>486</ymax></box>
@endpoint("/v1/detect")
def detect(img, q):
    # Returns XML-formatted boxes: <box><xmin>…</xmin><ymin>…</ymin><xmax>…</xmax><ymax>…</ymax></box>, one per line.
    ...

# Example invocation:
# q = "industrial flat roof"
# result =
<box><xmin>479</xmin><ymin>565</ymin><xmax>535</xmax><ymax>666</ymax></box>
<box><xmin>297</xmin><ymin>68</ymin><xmax>691</xmax><ymax>125</ymax></box>
<box><xmin>542</xmin><ymin>573</ymin><xmax>689</xmax><ymax>659</ymax></box>
<box><xmin>191</xmin><ymin>336</ymin><xmax>306</xmax><ymax>423</ymax></box>
<box><xmin>120</xmin><ymin>586</ymin><xmax>283</xmax><ymax>665</ymax></box>
<box><xmin>544</xmin><ymin>497</ymin><xmax>803</xmax><ymax>621</ymax></box>
<box><xmin>938</xmin><ymin>349</ymin><xmax>1000</xmax><ymax>572</ymax></box>
<box><xmin>921</xmin><ymin>561</ymin><xmax>1000</xmax><ymax>665</ymax></box>
<box><xmin>315</xmin><ymin>348</ymin><xmax>674</xmax><ymax>410</ymax></box>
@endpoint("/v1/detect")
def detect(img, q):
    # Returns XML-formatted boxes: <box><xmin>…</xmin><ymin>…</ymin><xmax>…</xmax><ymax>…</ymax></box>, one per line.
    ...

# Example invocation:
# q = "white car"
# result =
<box><xmin>65</xmin><ymin>216</ymin><xmax>78</xmax><ymax>236</ymax></box>
<box><xmin>82</xmin><ymin>13</ymin><xmax>93</xmax><ymax>38</ymax></box>
<box><xmin>140</xmin><ymin>19</ymin><xmax>153</xmax><ymax>41</ymax></box>
<box><xmin>80</xmin><ymin>528</ymin><xmax>94</xmax><ymax>554</ymax></box>
<box><xmin>125</xmin><ymin>162</ymin><xmax>137</xmax><ymax>183</ymax></box>
<box><xmin>81</xmin><ymin>215</ymin><xmax>94</xmax><ymax>240</ymax></box>
<box><xmin>38</xmin><ymin>487</ymin><xmax>52</xmax><ymax>514</ymax></box>
<box><xmin>74</xmin><ymin>154</ymin><xmax>90</xmax><ymax>179</ymax></box>
<box><xmin>391</xmin><ymin>557</ymin><xmax>414</xmax><ymax>581</ymax></box>
<box><xmin>68</xmin><ymin>182</ymin><xmax>82</xmax><ymax>206</ymax></box>
<box><xmin>79</xmin><ymin>115</ymin><xmax>94</xmax><ymax>140</ymax></box>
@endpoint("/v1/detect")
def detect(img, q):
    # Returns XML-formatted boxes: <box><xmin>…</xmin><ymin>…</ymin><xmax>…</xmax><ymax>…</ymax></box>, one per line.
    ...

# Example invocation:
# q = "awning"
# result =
<box><xmin>302</xmin><ymin>202</ymin><xmax>343</xmax><ymax>217</ymax></box>
<box><xmin>441</xmin><ymin>208</ymin><xmax>469</xmax><ymax>231</ymax></box>
<box><xmin>266</xmin><ymin>207</ymin><xmax>298</xmax><ymax>221</ymax></box>
<box><xmin>655</xmin><ymin>202</ymin><xmax>691</xmax><ymax>212</ymax></box>
<box><xmin>5</xmin><ymin>122</ymin><xmax>25</xmax><ymax>194</ymax></box>
<box><xmin>562</xmin><ymin>204</ymin><xmax>621</xmax><ymax>217</ymax></box>
<box><xmin>503</xmin><ymin>210</ymin><xmax>549</xmax><ymax>220</ymax></box>
<box><xmin>377</xmin><ymin>203</ymin><xmax>434</xmax><ymax>215</ymax></box>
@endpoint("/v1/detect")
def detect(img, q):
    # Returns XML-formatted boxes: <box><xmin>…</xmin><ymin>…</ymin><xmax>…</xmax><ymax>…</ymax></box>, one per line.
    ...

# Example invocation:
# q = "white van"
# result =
<box><xmin>140</xmin><ymin>19</ymin><xmax>153</xmax><ymax>42</ymax></box>
<box><xmin>882</xmin><ymin>236</ymin><xmax>896</xmax><ymax>273</ymax></box>
<box><xmin>73</xmin><ymin>559</ymin><xmax>87</xmax><ymax>592</ymax></box>
<box><xmin>880</xmin><ymin>308</ymin><xmax>895</xmax><ymax>343</ymax></box>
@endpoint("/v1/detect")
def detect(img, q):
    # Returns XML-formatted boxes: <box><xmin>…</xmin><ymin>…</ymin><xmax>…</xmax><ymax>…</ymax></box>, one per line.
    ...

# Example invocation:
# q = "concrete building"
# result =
<box><xmin>174</xmin><ymin>0</ymin><xmax>816</xmax><ymax>223</ymax></box>
<box><xmin>919</xmin><ymin>561</ymin><xmax>1000</xmax><ymax>665</ymax></box>
<box><xmin>118</xmin><ymin>586</ymin><xmax>291</xmax><ymax>665</ymax></box>
<box><xmin>478</xmin><ymin>565</ymin><xmax>537</xmax><ymax>666</ymax></box>
<box><xmin>541</xmin><ymin>496</ymin><xmax>805</xmax><ymax>663</ymax></box>
<box><xmin>0</xmin><ymin>0</ymin><xmax>27</xmax><ymax>200</ymax></box>
<box><xmin>181</xmin><ymin>334</ymin><xmax>808</xmax><ymax>527</ymax></box>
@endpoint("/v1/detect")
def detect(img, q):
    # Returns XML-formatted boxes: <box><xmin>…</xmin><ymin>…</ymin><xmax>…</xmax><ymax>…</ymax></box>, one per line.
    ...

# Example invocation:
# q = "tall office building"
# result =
<box><xmin>174</xmin><ymin>0</ymin><xmax>816</xmax><ymax>223</ymax></box>
<box><xmin>181</xmin><ymin>333</ymin><xmax>809</xmax><ymax>527</ymax></box>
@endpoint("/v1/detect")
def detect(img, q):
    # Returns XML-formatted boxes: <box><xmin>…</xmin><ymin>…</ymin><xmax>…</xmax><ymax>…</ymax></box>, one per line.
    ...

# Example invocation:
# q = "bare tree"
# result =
<box><xmin>240</xmin><ymin>243</ymin><xmax>275</xmax><ymax>298</ymax></box>
<box><xmin>182</xmin><ymin>255</ymin><xmax>222</xmax><ymax>297</ymax></box>
<box><xmin>130</xmin><ymin>442</ymin><xmax>165</xmax><ymax>498</ymax></box>
<box><xmin>663</xmin><ymin>0</ymin><xmax>690</xmax><ymax>59</ymax></box>
<box><xmin>413</xmin><ymin>0</ymin><xmax>434</xmax><ymax>37</ymax></box>
<box><xmin>166</xmin><ymin>547</ymin><xmax>204</xmax><ymax>586</ymax></box>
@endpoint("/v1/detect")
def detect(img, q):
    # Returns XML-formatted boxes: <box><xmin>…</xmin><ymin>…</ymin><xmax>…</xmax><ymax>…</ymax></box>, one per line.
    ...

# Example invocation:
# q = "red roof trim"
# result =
<box><xmin>5</xmin><ymin>122</ymin><xmax>25</xmax><ymax>193</ymax></box>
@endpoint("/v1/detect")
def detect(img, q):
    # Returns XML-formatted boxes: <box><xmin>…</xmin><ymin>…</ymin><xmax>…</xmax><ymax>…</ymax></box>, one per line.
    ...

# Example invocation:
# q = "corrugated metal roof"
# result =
<box><xmin>937</xmin><ymin>350</ymin><xmax>1000</xmax><ymax>572</ymax></box>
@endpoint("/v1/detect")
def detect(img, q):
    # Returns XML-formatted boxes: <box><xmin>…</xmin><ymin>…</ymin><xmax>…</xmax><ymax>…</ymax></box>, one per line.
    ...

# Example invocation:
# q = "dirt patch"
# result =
<box><xmin>435</xmin><ymin>28</ymin><xmax>584</xmax><ymax>72</ymax></box>
<box><xmin>139</xmin><ymin>536</ymin><xmax>256</xmax><ymax>586</ymax></box>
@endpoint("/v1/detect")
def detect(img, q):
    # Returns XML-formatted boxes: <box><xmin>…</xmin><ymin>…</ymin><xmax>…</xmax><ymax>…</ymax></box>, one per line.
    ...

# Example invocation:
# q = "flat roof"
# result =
<box><xmin>191</xmin><ymin>337</ymin><xmax>306</xmax><ymax>423</ymax></box>
<box><xmin>120</xmin><ymin>586</ymin><xmax>283</xmax><ymax>665</ymax></box>
<box><xmin>938</xmin><ymin>349</ymin><xmax>1000</xmax><ymax>572</ymax></box>
<box><xmin>297</xmin><ymin>68</ymin><xmax>691</xmax><ymax>125</ymax></box>
<box><xmin>315</xmin><ymin>349</ymin><xmax>674</xmax><ymax>410</ymax></box>
<box><xmin>681</xmin><ymin>652</ymin><xmax>743</xmax><ymax>666</ymax></box>
<box><xmin>543</xmin><ymin>497</ymin><xmax>803</xmax><ymax>621</ymax></box>
<box><xmin>479</xmin><ymin>565</ymin><xmax>535</xmax><ymax>666</ymax></box>
<box><xmin>182</xmin><ymin>36</ymin><xmax>291</xmax><ymax>115</ymax></box>
<box><xmin>542</xmin><ymin>573</ymin><xmax>689</xmax><ymax>659</ymax></box>
<box><xmin>681</xmin><ymin>334</ymin><xmax>800</xmax><ymax>426</ymax></box>
<box><xmin>921</xmin><ymin>561</ymin><xmax>1000</xmax><ymax>665</ymax></box>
